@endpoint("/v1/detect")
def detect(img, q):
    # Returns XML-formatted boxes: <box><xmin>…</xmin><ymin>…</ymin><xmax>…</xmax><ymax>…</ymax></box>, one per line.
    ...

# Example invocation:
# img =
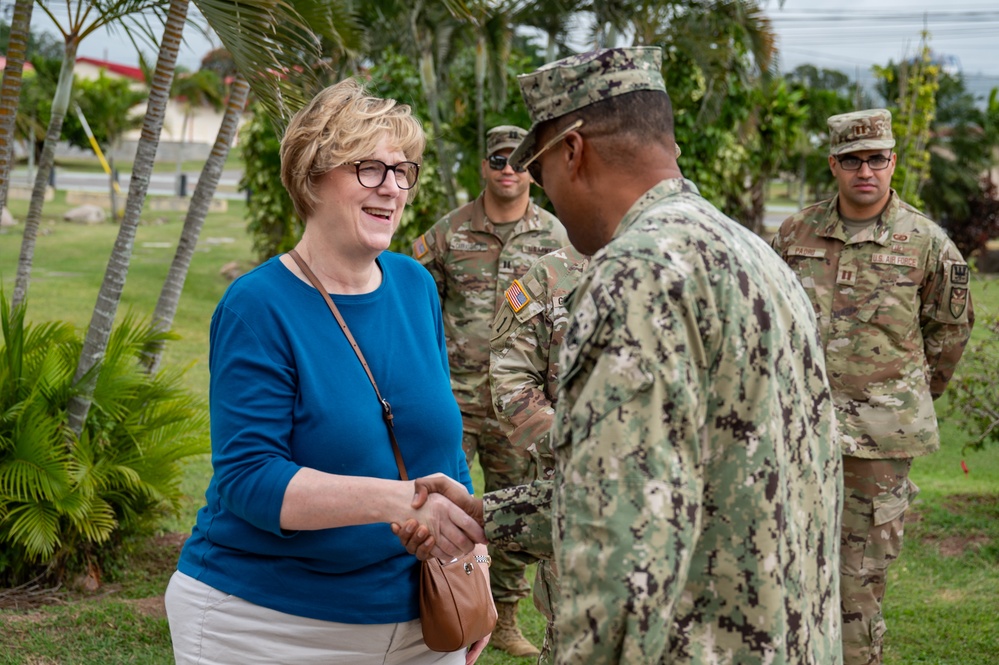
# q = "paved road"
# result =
<box><xmin>7</xmin><ymin>168</ymin><xmax>246</xmax><ymax>200</ymax></box>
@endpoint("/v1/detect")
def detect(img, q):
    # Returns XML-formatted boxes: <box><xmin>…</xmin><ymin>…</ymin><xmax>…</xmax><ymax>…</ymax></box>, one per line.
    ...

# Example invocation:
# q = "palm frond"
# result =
<box><xmin>2</xmin><ymin>501</ymin><xmax>61</xmax><ymax>560</ymax></box>
<box><xmin>193</xmin><ymin>0</ymin><xmax>343</xmax><ymax>128</ymax></box>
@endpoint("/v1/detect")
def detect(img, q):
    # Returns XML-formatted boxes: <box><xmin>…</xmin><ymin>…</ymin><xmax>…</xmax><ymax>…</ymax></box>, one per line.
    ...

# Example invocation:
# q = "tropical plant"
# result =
<box><xmin>239</xmin><ymin>106</ymin><xmax>299</xmax><ymax>262</ymax></box>
<box><xmin>11</xmin><ymin>55</ymin><xmax>62</xmax><ymax>167</ymax></box>
<box><xmin>784</xmin><ymin>65</ymin><xmax>863</xmax><ymax>206</ymax></box>
<box><xmin>0</xmin><ymin>293</ymin><xmax>208</xmax><ymax>586</ymax></box>
<box><xmin>947</xmin><ymin>313</ymin><xmax>999</xmax><ymax>451</ymax></box>
<box><xmin>737</xmin><ymin>79</ymin><xmax>806</xmax><ymax>233</ymax></box>
<box><xmin>659</xmin><ymin>0</ymin><xmax>779</xmax><ymax>221</ymax></box>
<box><xmin>874</xmin><ymin>33</ymin><xmax>940</xmax><ymax>210</ymax></box>
<box><xmin>924</xmin><ymin>79</ymin><xmax>999</xmax><ymax>258</ymax></box>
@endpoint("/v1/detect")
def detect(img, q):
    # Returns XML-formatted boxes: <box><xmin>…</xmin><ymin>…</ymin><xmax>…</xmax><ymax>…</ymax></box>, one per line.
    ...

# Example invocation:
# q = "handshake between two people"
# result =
<box><xmin>393</xmin><ymin>474</ymin><xmax>486</xmax><ymax>561</ymax></box>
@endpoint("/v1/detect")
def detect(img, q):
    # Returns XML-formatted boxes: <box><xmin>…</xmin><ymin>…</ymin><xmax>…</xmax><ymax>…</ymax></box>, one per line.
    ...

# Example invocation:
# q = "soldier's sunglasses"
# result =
<box><xmin>487</xmin><ymin>154</ymin><xmax>525</xmax><ymax>173</ymax></box>
<box><xmin>520</xmin><ymin>119</ymin><xmax>585</xmax><ymax>187</ymax></box>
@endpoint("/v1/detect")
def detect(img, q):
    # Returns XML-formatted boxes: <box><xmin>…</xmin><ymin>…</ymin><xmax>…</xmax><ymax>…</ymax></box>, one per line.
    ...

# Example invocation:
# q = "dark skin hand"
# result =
<box><xmin>390</xmin><ymin>475</ymin><xmax>490</xmax><ymax>664</ymax></box>
<box><xmin>390</xmin><ymin>474</ymin><xmax>485</xmax><ymax>560</ymax></box>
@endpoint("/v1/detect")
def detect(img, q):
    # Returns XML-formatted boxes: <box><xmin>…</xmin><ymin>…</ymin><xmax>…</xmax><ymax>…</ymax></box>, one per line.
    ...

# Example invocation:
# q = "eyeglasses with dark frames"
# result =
<box><xmin>519</xmin><ymin>119</ymin><xmax>585</xmax><ymax>187</ymax></box>
<box><xmin>835</xmin><ymin>153</ymin><xmax>893</xmax><ymax>171</ymax></box>
<box><xmin>487</xmin><ymin>154</ymin><xmax>525</xmax><ymax>173</ymax></box>
<box><xmin>350</xmin><ymin>160</ymin><xmax>420</xmax><ymax>190</ymax></box>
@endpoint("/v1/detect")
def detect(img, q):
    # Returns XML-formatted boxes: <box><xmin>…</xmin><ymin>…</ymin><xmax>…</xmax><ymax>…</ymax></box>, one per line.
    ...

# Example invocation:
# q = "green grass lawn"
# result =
<box><xmin>1</xmin><ymin>198</ymin><xmax>997</xmax><ymax>664</ymax></box>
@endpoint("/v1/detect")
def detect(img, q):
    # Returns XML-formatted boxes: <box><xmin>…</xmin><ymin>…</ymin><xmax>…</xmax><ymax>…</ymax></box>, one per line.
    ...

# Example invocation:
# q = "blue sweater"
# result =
<box><xmin>177</xmin><ymin>252</ymin><xmax>470</xmax><ymax>624</ymax></box>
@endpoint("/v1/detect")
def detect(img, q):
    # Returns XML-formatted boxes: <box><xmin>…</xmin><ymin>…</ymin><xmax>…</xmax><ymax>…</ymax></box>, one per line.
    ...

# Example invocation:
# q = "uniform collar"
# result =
<box><xmin>820</xmin><ymin>190</ymin><xmax>900</xmax><ymax>246</ymax></box>
<box><xmin>470</xmin><ymin>194</ymin><xmax>541</xmax><ymax>235</ymax></box>
<box><xmin>611</xmin><ymin>178</ymin><xmax>698</xmax><ymax>242</ymax></box>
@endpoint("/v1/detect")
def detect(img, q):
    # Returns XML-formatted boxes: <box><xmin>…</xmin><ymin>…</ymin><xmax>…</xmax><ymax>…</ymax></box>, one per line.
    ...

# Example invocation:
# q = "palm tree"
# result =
<box><xmin>517</xmin><ymin>0</ymin><xmax>580</xmax><ymax>62</ymax></box>
<box><xmin>0</xmin><ymin>0</ymin><xmax>36</xmax><ymax>214</ymax></box>
<box><xmin>11</xmin><ymin>0</ymin><xmax>172</xmax><ymax>309</ymax></box>
<box><xmin>66</xmin><ymin>0</ymin><xmax>361</xmax><ymax>435</ymax></box>
<box><xmin>169</xmin><ymin>67</ymin><xmax>224</xmax><ymax>192</ymax></box>
<box><xmin>464</xmin><ymin>2</ymin><xmax>520</xmax><ymax>159</ymax></box>
<box><xmin>143</xmin><ymin>73</ymin><xmax>251</xmax><ymax>374</ymax></box>
<box><xmin>410</xmin><ymin>0</ymin><xmax>462</xmax><ymax>209</ymax></box>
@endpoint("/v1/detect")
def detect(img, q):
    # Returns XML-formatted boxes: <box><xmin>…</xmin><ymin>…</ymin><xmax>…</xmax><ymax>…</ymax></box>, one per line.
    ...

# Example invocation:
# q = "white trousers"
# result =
<box><xmin>165</xmin><ymin>571</ymin><xmax>466</xmax><ymax>665</ymax></box>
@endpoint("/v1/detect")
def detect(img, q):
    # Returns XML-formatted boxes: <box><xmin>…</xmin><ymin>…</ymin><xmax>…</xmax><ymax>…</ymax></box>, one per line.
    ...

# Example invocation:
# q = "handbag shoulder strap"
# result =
<box><xmin>286</xmin><ymin>249</ymin><xmax>409</xmax><ymax>481</ymax></box>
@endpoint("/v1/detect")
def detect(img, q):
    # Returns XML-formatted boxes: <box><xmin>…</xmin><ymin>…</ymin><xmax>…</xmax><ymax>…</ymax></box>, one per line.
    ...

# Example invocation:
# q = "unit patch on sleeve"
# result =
<box><xmin>504</xmin><ymin>279</ymin><xmax>531</xmax><ymax>313</ymax></box>
<box><xmin>949</xmin><ymin>287</ymin><xmax>968</xmax><ymax>319</ymax></box>
<box><xmin>412</xmin><ymin>234</ymin><xmax>429</xmax><ymax>259</ymax></box>
<box><xmin>950</xmin><ymin>263</ymin><xmax>970</xmax><ymax>285</ymax></box>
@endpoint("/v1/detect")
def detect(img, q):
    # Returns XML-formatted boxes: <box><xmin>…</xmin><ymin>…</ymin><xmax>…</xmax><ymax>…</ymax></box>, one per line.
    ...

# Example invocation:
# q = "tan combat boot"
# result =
<box><xmin>490</xmin><ymin>601</ymin><xmax>540</xmax><ymax>658</ymax></box>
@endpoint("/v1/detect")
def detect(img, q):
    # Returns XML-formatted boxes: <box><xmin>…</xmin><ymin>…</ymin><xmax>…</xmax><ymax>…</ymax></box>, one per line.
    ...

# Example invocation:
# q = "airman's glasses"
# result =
<box><xmin>351</xmin><ymin>160</ymin><xmax>420</xmax><ymax>190</ymax></box>
<box><xmin>835</xmin><ymin>153</ymin><xmax>892</xmax><ymax>171</ymax></box>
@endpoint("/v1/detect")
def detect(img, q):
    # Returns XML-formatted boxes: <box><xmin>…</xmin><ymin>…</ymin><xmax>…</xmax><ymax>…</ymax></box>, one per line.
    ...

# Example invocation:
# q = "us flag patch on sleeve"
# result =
<box><xmin>412</xmin><ymin>234</ymin><xmax>429</xmax><ymax>259</ymax></box>
<box><xmin>504</xmin><ymin>280</ymin><xmax>531</xmax><ymax>312</ymax></box>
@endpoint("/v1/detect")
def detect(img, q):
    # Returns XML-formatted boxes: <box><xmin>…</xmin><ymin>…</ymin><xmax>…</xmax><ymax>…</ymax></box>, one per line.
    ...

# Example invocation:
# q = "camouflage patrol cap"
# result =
<box><xmin>828</xmin><ymin>109</ymin><xmax>896</xmax><ymax>156</ymax></box>
<box><xmin>487</xmin><ymin>125</ymin><xmax>527</xmax><ymax>156</ymax></box>
<box><xmin>509</xmin><ymin>47</ymin><xmax>666</xmax><ymax>169</ymax></box>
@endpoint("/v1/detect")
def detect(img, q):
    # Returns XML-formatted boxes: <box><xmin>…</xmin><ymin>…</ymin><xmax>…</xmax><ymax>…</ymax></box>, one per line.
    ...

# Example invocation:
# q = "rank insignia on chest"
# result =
<box><xmin>951</xmin><ymin>264</ymin><xmax>970</xmax><ymax>285</ymax></box>
<box><xmin>837</xmin><ymin>268</ymin><xmax>857</xmax><ymax>286</ymax></box>
<box><xmin>504</xmin><ymin>279</ymin><xmax>531</xmax><ymax>312</ymax></box>
<box><xmin>412</xmin><ymin>234</ymin><xmax>429</xmax><ymax>259</ymax></box>
<box><xmin>949</xmin><ymin>287</ymin><xmax>968</xmax><ymax>318</ymax></box>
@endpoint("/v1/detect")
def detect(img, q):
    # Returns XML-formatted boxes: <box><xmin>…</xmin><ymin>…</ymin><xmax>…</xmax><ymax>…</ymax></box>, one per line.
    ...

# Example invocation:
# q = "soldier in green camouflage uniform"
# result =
<box><xmin>489</xmin><ymin>245</ymin><xmax>588</xmax><ymax>663</ymax></box>
<box><xmin>413</xmin><ymin>126</ymin><xmax>567</xmax><ymax>657</ymax></box>
<box><xmin>400</xmin><ymin>46</ymin><xmax>843</xmax><ymax>664</ymax></box>
<box><xmin>771</xmin><ymin>109</ymin><xmax>974</xmax><ymax>665</ymax></box>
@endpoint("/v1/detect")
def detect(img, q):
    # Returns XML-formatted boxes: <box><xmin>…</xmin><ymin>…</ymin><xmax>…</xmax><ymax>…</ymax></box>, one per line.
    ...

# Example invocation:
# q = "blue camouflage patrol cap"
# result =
<box><xmin>509</xmin><ymin>47</ymin><xmax>667</xmax><ymax>170</ymax></box>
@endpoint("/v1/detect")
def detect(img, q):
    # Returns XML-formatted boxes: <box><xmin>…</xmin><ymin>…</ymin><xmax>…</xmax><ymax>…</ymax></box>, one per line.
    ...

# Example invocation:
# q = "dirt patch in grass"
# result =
<box><xmin>0</xmin><ymin>532</ymin><xmax>188</xmax><ymax>613</ymax></box>
<box><xmin>932</xmin><ymin>534</ymin><xmax>992</xmax><ymax>557</ymax></box>
<box><xmin>908</xmin><ymin>493</ymin><xmax>997</xmax><ymax>557</ymax></box>
<box><xmin>123</xmin><ymin>595</ymin><xmax>168</xmax><ymax>619</ymax></box>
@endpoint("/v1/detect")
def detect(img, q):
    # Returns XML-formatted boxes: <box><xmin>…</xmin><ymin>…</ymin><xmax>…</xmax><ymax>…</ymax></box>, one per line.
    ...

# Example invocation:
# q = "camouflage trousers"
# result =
<box><xmin>533</xmin><ymin>559</ymin><xmax>559</xmax><ymax>665</ymax></box>
<box><xmin>841</xmin><ymin>456</ymin><xmax>919</xmax><ymax>665</ymax></box>
<box><xmin>462</xmin><ymin>412</ymin><xmax>538</xmax><ymax>603</ymax></box>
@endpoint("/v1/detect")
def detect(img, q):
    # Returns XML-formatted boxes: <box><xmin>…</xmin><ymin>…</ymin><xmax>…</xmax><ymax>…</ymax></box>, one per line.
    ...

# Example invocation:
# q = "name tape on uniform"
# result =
<box><xmin>872</xmin><ymin>253</ymin><xmax>918</xmax><ymax>268</ymax></box>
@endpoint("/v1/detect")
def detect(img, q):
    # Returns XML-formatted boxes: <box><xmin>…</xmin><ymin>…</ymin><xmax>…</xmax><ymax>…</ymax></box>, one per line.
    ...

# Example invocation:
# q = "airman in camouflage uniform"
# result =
<box><xmin>413</xmin><ymin>126</ymin><xmax>567</xmax><ymax>657</ymax></box>
<box><xmin>771</xmin><ymin>109</ymin><xmax>974</xmax><ymax>665</ymax></box>
<box><xmin>489</xmin><ymin>245</ymin><xmax>588</xmax><ymax>663</ymax></box>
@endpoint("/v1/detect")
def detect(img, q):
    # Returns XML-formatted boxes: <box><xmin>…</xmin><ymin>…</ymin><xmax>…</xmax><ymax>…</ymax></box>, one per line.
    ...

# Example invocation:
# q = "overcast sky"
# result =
<box><xmin>32</xmin><ymin>1</ymin><xmax>999</xmax><ymax>100</ymax></box>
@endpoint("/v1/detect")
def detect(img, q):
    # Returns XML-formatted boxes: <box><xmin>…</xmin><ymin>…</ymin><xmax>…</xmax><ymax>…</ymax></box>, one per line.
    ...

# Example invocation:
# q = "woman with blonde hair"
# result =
<box><xmin>165</xmin><ymin>78</ymin><xmax>489</xmax><ymax>665</ymax></box>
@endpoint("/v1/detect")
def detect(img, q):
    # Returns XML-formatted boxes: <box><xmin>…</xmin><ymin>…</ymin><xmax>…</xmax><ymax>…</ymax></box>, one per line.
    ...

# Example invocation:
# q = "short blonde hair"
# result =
<box><xmin>280</xmin><ymin>78</ymin><xmax>426</xmax><ymax>221</ymax></box>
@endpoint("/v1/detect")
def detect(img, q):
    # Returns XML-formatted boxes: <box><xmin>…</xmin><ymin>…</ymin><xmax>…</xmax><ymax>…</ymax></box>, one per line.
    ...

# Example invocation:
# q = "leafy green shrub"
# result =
<box><xmin>239</xmin><ymin>109</ymin><xmax>301</xmax><ymax>262</ymax></box>
<box><xmin>0</xmin><ymin>294</ymin><xmax>209</xmax><ymax>586</ymax></box>
<box><xmin>947</xmin><ymin>312</ymin><xmax>999</xmax><ymax>451</ymax></box>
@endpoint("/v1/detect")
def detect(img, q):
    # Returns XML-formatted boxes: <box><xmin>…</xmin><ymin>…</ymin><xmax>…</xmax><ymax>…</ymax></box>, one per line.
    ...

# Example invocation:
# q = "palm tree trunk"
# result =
<box><xmin>412</xmin><ymin>13</ymin><xmax>458</xmax><ymax>210</ymax></box>
<box><xmin>12</xmin><ymin>40</ymin><xmax>79</xmax><ymax>308</ymax></box>
<box><xmin>0</xmin><ymin>0</ymin><xmax>35</xmax><ymax>213</ymax></box>
<box><xmin>143</xmin><ymin>74</ymin><xmax>250</xmax><ymax>374</ymax></box>
<box><xmin>66</xmin><ymin>0</ymin><xmax>188</xmax><ymax>437</ymax></box>
<box><xmin>475</xmin><ymin>34</ymin><xmax>486</xmax><ymax>162</ymax></box>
